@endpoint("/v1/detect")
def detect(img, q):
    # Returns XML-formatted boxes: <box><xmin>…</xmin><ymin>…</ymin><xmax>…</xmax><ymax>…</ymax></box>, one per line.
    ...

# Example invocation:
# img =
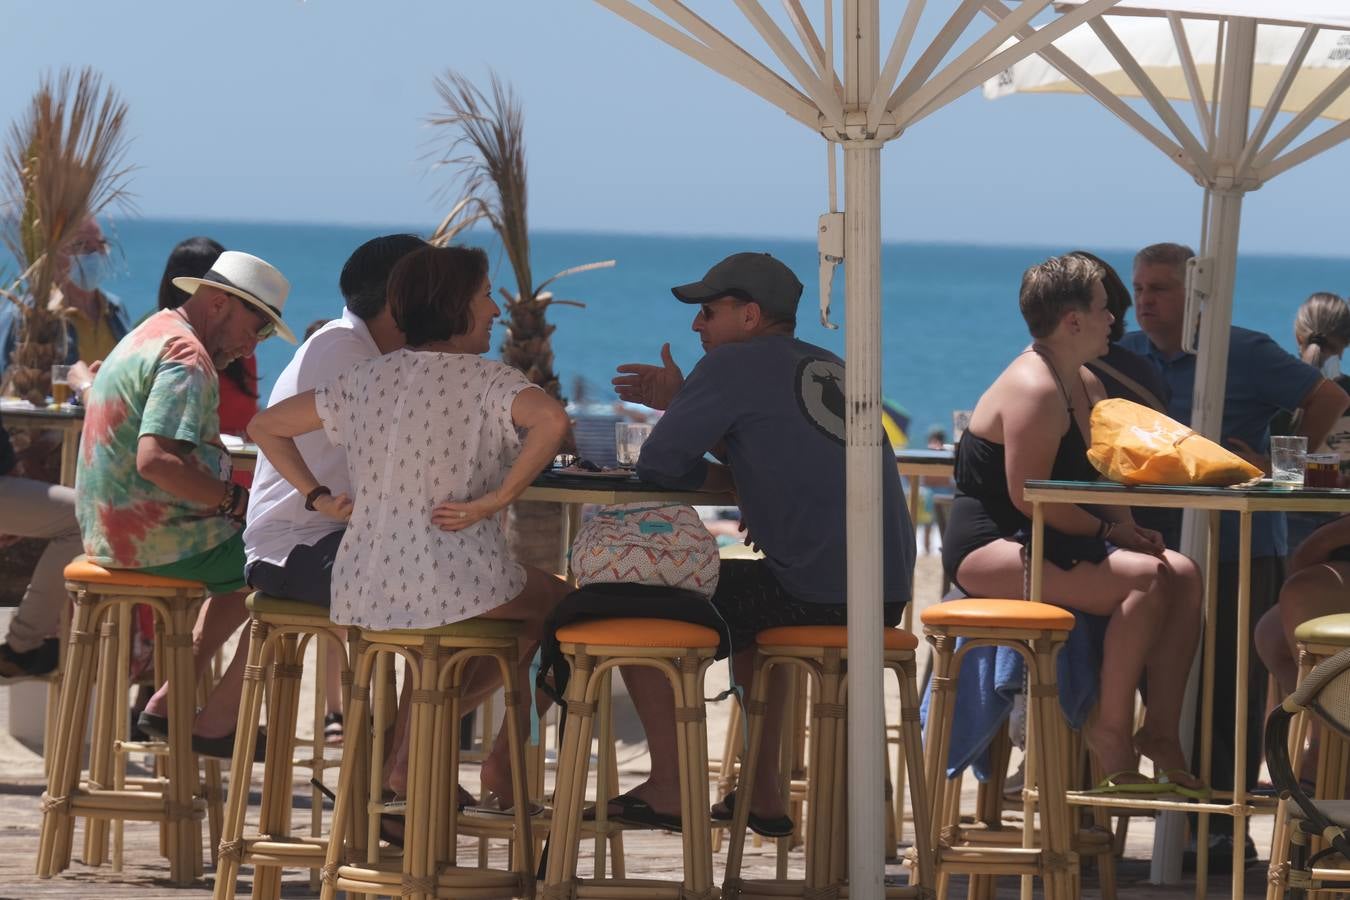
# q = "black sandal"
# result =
<box><xmin>712</xmin><ymin>789</ymin><xmax>794</xmax><ymax>838</ymax></box>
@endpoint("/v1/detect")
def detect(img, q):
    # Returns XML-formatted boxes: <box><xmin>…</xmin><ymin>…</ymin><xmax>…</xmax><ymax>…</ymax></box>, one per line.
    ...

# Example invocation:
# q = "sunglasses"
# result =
<box><xmin>234</xmin><ymin>296</ymin><xmax>277</xmax><ymax>340</ymax></box>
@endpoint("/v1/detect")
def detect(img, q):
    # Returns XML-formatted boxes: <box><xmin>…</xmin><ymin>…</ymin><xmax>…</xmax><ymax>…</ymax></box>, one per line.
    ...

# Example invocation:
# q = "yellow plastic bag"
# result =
<box><xmin>1086</xmin><ymin>398</ymin><xmax>1263</xmax><ymax>486</ymax></box>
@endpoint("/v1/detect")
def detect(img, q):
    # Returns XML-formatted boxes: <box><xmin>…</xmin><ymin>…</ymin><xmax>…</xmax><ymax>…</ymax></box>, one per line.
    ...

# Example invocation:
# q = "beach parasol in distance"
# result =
<box><xmin>982</xmin><ymin>0</ymin><xmax>1350</xmax><ymax>882</ymax></box>
<box><xmin>881</xmin><ymin>398</ymin><xmax>910</xmax><ymax>449</ymax></box>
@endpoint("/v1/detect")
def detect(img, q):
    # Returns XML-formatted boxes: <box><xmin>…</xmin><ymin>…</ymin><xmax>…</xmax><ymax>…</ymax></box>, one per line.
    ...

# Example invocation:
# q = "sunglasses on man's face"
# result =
<box><xmin>234</xmin><ymin>296</ymin><xmax>277</xmax><ymax>339</ymax></box>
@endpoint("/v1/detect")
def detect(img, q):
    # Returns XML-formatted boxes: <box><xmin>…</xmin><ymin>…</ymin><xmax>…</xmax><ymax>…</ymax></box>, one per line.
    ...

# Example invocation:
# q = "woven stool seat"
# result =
<box><xmin>921</xmin><ymin>598</ymin><xmax>1076</xmax><ymax>631</ymax></box>
<box><xmin>756</xmin><ymin>624</ymin><xmax>919</xmax><ymax>651</ymax></box>
<box><xmin>1294</xmin><ymin>613</ymin><xmax>1350</xmax><ymax>646</ymax></box>
<box><xmin>556</xmin><ymin>617</ymin><xmax>720</xmax><ymax>647</ymax></box>
<box><xmin>246</xmin><ymin>592</ymin><xmax>335</xmax><ymax>618</ymax></box>
<box><xmin>64</xmin><ymin>558</ymin><xmax>204</xmax><ymax>591</ymax></box>
<box><xmin>373</xmin><ymin>617</ymin><xmax>523</xmax><ymax>639</ymax></box>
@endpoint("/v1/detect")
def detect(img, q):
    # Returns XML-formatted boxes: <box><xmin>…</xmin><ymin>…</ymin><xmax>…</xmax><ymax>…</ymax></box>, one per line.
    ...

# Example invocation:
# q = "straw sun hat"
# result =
<box><xmin>172</xmin><ymin>250</ymin><xmax>297</xmax><ymax>344</ymax></box>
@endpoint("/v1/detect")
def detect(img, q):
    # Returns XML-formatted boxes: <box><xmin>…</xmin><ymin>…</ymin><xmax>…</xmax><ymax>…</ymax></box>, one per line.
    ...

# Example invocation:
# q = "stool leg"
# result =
<box><xmin>893</xmin><ymin>656</ymin><xmax>935</xmax><ymax>891</ymax></box>
<box><xmin>495</xmin><ymin>645</ymin><xmax>536</xmax><ymax>892</ymax></box>
<box><xmin>112</xmin><ymin>602</ymin><xmax>132</xmax><ymax>872</ymax></box>
<box><xmin>674</xmin><ymin>654</ymin><xmax>713</xmax><ymax>897</ymax></box>
<box><xmin>711</xmin><ymin>700</ymin><xmax>743</xmax><ymax>855</ymax></box>
<box><xmin>403</xmin><ymin>637</ymin><xmax>438</xmax><ymax>900</ymax></box>
<box><xmin>254</xmin><ymin>629</ymin><xmax>303</xmax><ymax>900</ymax></box>
<box><xmin>723</xmin><ymin>653</ymin><xmax>772</xmax><ymax>897</ymax></box>
<box><xmin>922</xmin><ymin>633</ymin><xmax>957</xmax><ymax>864</ymax></box>
<box><xmin>1029</xmin><ymin>640</ymin><xmax>1073</xmax><ymax>900</ymax></box>
<box><xmin>83</xmin><ymin>605</ymin><xmax>122</xmax><ymax>866</ymax></box>
<box><xmin>319</xmin><ymin>642</ymin><xmax>376</xmax><ymax>900</ymax></box>
<box><xmin>593</xmin><ymin>671</ymin><xmax>615</xmax><ymax>877</ymax></box>
<box><xmin>543</xmin><ymin>650</ymin><xmax>597</xmax><ymax>896</ymax></box>
<box><xmin>165</xmin><ymin>597</ymin><xmax>202</xmax><ymax>885</ymax></box>
<box><xmin>214</xmin><ymin>617</ymin><xmax>270</xmax><ymax>900</ymax></box>
<box><xmin>37</xmin><ymin>591</ymin><xmax>101</xmax><ymax>877</ymax></box>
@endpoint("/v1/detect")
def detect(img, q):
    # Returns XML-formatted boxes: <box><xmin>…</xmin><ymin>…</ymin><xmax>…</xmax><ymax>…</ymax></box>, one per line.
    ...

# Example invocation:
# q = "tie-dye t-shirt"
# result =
<box><xmin>75</xmin><ymin>309</ymin><xmax>239</xmax><ymax>568</ymax></box>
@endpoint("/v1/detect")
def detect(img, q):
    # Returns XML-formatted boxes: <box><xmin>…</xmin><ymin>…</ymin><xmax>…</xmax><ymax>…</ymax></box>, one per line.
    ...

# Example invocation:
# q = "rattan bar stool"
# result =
<box><xmin>543</xmin><ymin>617</ymin><xmax>720</xmax><ymax>900</ymax></box>
<box><xmin>37</xmin><ymin>558</ymin><xmax>213</xmax><ymax>885</ymax></box>
<box><xmin>921</xmin><ymin>598</ymin><xmax>1078</xmax><ymax>900</ymax></box>
<box><xmin>213</xmin><ymin>592</ymin><xmax>353</xmax><ymax>899</ymax></box>
<box><xmin>318</xmin><ymin>618</ymin><xmax>533</xmax><ymax>900</ymax></box>
<box><xmin>1266</xmin><ymin>612</ymin><xmax>1350</xmax><ymax>900</ymax></box>
<box><xmin>721</xmin><ymin>625</ymin><xmax>934</xmax><ymax>900</ymax></box>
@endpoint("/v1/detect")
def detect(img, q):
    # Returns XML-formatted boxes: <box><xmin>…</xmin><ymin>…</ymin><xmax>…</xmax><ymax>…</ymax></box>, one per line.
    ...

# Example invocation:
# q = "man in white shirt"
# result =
<box><xmin>244</xmin><ymin>234</ymin><xmax>425</xmax><ymax>599</ymax></box>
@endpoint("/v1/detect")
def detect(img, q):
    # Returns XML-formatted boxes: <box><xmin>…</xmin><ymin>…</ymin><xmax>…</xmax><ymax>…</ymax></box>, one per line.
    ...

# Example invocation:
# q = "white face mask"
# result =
<box><xmin>1323</xmin><ymin>355</ymin><xmax>1342</xmax><ymax>381</ymax></box>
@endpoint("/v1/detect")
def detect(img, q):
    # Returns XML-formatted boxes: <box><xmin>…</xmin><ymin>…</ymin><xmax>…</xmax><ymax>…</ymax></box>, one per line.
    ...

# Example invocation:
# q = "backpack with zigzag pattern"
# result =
<box><xmin>569</xmin><ymin>502</ymin><xmax>720</xmax><ymax>597</ymax></box>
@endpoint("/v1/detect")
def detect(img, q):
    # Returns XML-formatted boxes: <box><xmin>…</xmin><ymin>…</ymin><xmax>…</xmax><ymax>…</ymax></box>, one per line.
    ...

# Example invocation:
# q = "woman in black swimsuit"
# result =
<box><xmin>943</xmin><ymin>254</ymin><xmax>1205</xmax><ymax>794</ymax></box>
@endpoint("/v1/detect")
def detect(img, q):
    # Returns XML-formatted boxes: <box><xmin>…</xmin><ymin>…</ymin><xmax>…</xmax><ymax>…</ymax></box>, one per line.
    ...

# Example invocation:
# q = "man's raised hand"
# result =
<box><xmin>613</xmin><ymin>342</ymin><xmax>684</xmax><ymax>411</ymax></box>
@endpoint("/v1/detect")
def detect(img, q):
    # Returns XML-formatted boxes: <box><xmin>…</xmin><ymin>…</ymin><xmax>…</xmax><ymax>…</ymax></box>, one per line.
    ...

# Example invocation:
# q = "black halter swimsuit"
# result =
<box><xmin>941</xmin><ymin>377</ymin><xmax>1106</xmax><ymax>594</ymax></box>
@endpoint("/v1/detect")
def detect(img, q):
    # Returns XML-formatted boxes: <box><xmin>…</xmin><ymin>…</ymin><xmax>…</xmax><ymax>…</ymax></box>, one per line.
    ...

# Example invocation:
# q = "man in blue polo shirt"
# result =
<box><xmin>1122</xmin><ymin>241</ymin><xmax>1349</xmax><ymax>866</ymax></box>
<box><xmin>607</xmin><ymin>252</ymin><xmax>915</xmax><ymax>834</ymax></box>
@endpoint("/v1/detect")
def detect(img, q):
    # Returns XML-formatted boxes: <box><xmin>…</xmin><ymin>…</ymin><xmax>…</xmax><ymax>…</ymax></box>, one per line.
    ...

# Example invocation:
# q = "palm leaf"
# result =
<box><xmin>1</xmin><ymin>67</ymin><xmax>133</xmax><ymax>402</ymax></box>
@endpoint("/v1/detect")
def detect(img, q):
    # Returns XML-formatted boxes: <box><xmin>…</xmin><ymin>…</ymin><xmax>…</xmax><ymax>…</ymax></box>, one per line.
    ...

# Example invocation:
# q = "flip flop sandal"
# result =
<box><xmin>583</xmin><ymin>792</ymin><xmax>681</xmax><ymax>833</ymax></box>
<box><xmin>711</xmin><ymin>789</ymin><xmax>794</xmax><ymax>838</ymax></box>
<box><xmin>1156</xmin><ymin>769</ymin><xmax>1212</xmax><ymax>801</ymax></box>
<box><xmin>1081</xmin><ymin>771</ymin><xmax>1170</xmax><ymax>796</ymax></box>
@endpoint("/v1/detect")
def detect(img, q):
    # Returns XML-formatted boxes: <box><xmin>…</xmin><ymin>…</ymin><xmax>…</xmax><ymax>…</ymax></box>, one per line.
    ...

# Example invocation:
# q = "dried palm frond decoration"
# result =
<box><xmin>1</xmin><ymin>67</ymin><xmax>133</xmax><ymax>403</ymax></box>
<box><xmin>429</xmin><ymin>70</ymin><xmax>613</xmax><ymax>403</ymax></box>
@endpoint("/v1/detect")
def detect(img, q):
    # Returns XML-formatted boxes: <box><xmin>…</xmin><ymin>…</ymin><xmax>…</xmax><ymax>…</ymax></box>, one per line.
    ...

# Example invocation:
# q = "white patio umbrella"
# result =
<box><xmin>982</xmin><ymin>0</ymin><xmax>1350</xmax><ymax>882</ymax></box>
<box><xmin>589</xmin><ymin>2</ymin><xmax>1124</xmax><ymax>896</ymax></box>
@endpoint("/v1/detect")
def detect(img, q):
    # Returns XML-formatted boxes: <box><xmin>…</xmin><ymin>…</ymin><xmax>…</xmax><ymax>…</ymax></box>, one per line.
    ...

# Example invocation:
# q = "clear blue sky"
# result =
<box><xmin>2</xmin><ymin>0</ymin><xmax>1345</xmax><ymax>257</ymax></box>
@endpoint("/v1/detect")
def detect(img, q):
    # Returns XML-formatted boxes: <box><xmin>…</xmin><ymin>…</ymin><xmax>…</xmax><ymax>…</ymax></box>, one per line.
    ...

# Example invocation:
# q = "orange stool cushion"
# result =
<box><xmin>921</xmin><ymin>598</ymin><xmax>1075</xmax><ymax>632</ymax></box>
<box><xmin>756</xmin><ymin>625</ymin><xmax>918</xmax><ymax>652</ymax></box>
<box><xmin>64</xmin><ymin>557</ymin><xmax>205</xmax><ymax>591</ymax></box>
<box><xmin>556</xmin><ymin>618</ymin><xmax>720</xmax><ymax>648</ymax></box>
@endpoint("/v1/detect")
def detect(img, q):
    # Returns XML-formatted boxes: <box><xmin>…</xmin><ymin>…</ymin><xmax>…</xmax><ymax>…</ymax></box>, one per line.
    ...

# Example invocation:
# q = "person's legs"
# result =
<box><xmin>137</xmin><ymin>533</ymin><xmax>251</xmax><ymax>737</ymax></box>
<box><xmin>473</xmin><ymin>564</ymin><xmax>570</xmax><ymax>805</ymax></box>
<box><xmin>0</xmin><ymin>477</ymin><xmax>82</xmax><ymax>661</ymax></box>
<box><xmin>1131</xmin><ymin>550</ymin><xmax>1204</xmax><ymax>779</ymax></box>
<box><xmin>1274</xmin><ymin>561</ymin><xmax>1350</xmax><ymax>781</ymax></box>
<box><xmin>958</xmin><ymin>539</ymin><xmax>1203</xmax><ymax>780</ymax></box>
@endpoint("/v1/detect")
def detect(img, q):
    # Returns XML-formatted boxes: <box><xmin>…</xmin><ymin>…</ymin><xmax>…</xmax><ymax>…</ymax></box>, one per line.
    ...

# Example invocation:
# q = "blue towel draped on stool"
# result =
<box><xmin>920</xmin><ymin>609</ymin><xmax>1108</xmax><ymax>781</ymax></box>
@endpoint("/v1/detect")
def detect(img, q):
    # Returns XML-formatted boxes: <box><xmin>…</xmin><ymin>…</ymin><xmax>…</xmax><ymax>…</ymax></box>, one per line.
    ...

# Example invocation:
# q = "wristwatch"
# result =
<box><xmin>305</xmin><ymin>485</ymin><xmax>333</xmax><ymax>511</ymax></box>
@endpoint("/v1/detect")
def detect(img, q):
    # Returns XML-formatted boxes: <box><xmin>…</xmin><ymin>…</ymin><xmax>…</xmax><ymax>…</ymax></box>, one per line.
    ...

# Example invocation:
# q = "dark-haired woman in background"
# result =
<box><xmin>156</xmin><ymin>237</ymin><xmax>260</xmax><ymax>453</ymax></box>
<box><xmin>249</xmin><ymin>243</ymin><xmax>571</xmax><ymax>812</ymax></box>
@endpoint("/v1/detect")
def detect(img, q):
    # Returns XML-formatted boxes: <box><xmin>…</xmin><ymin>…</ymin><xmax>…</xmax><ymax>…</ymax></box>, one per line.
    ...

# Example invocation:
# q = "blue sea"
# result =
<box><xmin>81</xmin><ymin>218</ymin><xmax>1350</xmax><ymax>441</ymax></box>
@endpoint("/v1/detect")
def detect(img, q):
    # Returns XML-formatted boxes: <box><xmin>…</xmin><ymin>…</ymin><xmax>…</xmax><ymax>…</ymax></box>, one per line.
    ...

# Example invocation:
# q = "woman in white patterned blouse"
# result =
<box><xmin>250</xmin><ymin>244</ymin><xmax>571</xmax><ymax>810</ymax></box>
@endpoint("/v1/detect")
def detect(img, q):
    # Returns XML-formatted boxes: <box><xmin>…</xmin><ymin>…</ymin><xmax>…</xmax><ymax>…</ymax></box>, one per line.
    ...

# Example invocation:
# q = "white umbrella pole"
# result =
<box><xmin>1153</xmin><ymin>14</ymin><xmax>1256</xmax><ymax>885</ymax></box>
<box><xmin>844</xmin><ymin>140</ymin><xmax>886</xmax><ymax>899</ymax></box>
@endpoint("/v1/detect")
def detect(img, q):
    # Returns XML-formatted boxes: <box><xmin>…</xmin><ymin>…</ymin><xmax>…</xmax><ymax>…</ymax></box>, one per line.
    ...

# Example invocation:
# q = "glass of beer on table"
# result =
<box><xmin>50</xmin><ymin>364</ymin><xmax>72</xmax><ymax>409</ymax></box>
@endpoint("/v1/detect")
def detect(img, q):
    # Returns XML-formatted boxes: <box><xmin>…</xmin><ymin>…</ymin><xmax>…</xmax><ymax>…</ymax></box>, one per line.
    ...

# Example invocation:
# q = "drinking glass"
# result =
<box><xmin>615</xmin><ymin>422</ymin><xmax>653</xmax><ymax>469</ymax></box>
<box><xmin>1270</xmin><ymin>435</ymin><xmax>1308</xmax><ymax>489</ymax></box>
<box><xmin>50</xmin><ymin>364</ymin><xmax>72</xmax><ymax>409</ymax></box>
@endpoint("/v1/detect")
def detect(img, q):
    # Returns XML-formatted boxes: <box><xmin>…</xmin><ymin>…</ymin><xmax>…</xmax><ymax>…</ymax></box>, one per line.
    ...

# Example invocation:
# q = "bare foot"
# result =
<box><xmin>1133</xmin><ymin>728</ymin><xmax>1203</xmax><ymax>790</ymax></box>
<box><xmin>1084</xmin><ymin>719</ymin><xmax>1148</xmax><ymax>782</ymax></box>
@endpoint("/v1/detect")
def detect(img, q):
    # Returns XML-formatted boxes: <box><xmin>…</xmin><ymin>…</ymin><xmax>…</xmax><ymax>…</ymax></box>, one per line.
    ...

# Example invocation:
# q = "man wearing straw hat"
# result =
<box><xmin>610</xmin><ymin>252</ymin><xmax>915</xmax><ymax>832</ymax></box>
<box><xmin>75</xmin><ymin>250</ymin><xmax>295</xmax><ymax>760</ymax></box>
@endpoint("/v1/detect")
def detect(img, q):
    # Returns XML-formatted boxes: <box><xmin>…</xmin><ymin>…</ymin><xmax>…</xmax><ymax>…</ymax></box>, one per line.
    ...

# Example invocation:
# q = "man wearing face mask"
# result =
<box><xmin>0</xmin><ymin>217</ymin><xmax>130</xmax><ymax>382</ymax></box>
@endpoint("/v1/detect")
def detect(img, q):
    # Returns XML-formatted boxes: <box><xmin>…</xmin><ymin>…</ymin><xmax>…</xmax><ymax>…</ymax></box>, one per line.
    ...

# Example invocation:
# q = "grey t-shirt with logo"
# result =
<box><xmin>636</xmin><ymin>334</ymin><xmax>914</xmax><ymax>606</ymax></box>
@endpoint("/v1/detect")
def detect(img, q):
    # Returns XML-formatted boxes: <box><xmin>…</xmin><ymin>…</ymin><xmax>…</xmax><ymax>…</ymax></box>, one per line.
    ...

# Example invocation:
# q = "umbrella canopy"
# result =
<box><xmin>590</xmin><ymin>3</ymin><xmax>1125</xmax><ymax>895</ymax></box>
<box><xmin>982</xmin><ymin>0</ymin><xmax>1350</xmax><ymax>882</ymax></box>
<box><xmin>986</xmin><ymin>16</ymin><xmax>1350</xmax><ymax>120</ymax></box>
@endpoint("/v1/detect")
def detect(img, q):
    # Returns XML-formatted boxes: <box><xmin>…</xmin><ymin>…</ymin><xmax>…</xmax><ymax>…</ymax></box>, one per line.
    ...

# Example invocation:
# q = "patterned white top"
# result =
<box><xmin>314</xmin><ymin>349</ymin><xmax>539</xmax><ymax>629</ymax></box>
